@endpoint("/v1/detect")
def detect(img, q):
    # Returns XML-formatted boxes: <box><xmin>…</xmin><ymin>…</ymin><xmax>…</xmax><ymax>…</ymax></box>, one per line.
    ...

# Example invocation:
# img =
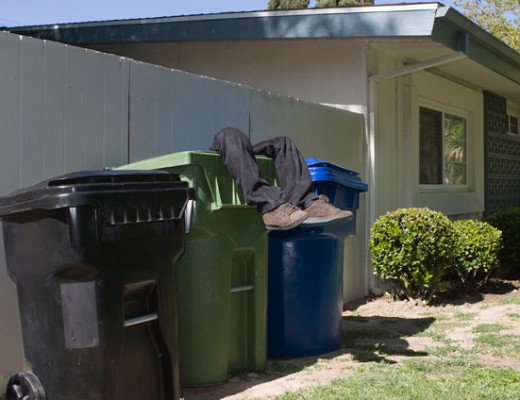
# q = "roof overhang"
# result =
<box><xmin>6</xmin><ymin>3</ymin><xmax>520</xmax><ymax>101</ymax></box>
<box><xmin>8</xmin><ymin>4</ymin><xmax>442</xmax><ymax>43</ymax></box>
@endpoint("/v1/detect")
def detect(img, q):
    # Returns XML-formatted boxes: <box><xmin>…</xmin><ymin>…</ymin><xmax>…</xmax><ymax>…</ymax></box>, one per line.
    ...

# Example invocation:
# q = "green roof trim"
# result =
<box><xmin>7</xmin><ymin>3</ymin><xmax>520</xmax><ymax>85</ymax></box>
<box><xmin>8</xmin><ymin>5</ymin><xmax>439</xmax><ymax>43</ymax></box>
<box><xmin>431</xmin><ymin>6</ymin><xmax>520</xmax><ymax>84</ymax></box>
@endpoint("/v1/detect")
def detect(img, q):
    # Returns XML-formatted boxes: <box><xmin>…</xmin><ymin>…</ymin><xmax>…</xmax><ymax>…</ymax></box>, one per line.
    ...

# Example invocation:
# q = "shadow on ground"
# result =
<box><xmin>341</xmin><ymin>315</ymin><xmax>434</xmax><ymax>363</ymax></box>
<box><xmin>182</xmin><ymin>354</ymin><xmax>323</xmax><ymax>400</ymax></box>
<box><xmin>434</xmin><ymin>278</ymin><xmax>520</xmax><ymax>306</ymax></box>
<box><xmin>182</xmin><ymin>314</ymin><xmax>435</xmax><ymax>399</ymax></box>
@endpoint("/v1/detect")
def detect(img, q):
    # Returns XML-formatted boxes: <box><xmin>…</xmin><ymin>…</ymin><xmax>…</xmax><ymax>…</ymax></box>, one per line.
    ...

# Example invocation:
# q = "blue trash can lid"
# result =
<box><xmin>306</xmin><ymin>158</ymin><xmax>368</xmax><ymax>192</ymax></box>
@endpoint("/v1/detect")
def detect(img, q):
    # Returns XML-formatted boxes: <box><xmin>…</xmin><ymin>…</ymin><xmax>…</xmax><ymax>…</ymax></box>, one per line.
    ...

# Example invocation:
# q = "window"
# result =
<box><xmin>420</xmin><ymin>106</ymin><xmax>467</xmax><ymax>186</ymax></box>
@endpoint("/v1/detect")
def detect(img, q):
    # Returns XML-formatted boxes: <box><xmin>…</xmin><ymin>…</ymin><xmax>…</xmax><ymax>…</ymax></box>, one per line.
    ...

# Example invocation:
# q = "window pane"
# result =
<box><xmin>420</xmin><ymin>107</ymin><xmax>443</xmax><ymax>184</ymax></box>
<box><xmin>444</xmin><ymin>113</ymin><xmax>466</xmax><ymax>185</ymax></box>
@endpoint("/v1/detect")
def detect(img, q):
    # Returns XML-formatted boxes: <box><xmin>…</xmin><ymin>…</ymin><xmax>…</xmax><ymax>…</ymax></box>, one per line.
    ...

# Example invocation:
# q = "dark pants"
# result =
<box><xmin>210</xmin><ymin>127</ymin><xmax>318</xmax><ymax>214</ymax></box>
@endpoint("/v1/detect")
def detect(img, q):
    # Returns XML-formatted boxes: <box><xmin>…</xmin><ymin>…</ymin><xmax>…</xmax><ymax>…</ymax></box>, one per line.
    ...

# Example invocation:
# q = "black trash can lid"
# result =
<box><xmin>0</xmin><ymin>170</ymin><xmax>195</xmax><ymax>223</ymax></box>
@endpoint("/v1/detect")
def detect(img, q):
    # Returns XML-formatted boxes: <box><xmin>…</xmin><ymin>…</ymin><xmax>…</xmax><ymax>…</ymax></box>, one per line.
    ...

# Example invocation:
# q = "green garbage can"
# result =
<box><xmin>116</xmin><ymin>151</ymin><xmax>274</xmax><ymax>386</ymax></box>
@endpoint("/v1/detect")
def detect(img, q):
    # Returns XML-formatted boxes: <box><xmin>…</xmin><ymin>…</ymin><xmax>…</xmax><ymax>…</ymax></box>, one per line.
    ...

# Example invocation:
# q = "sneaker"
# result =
<box><xmin>262</xmin><ymin>202</ymin><xmax>308</xmax><ymax>230</ymax></box>
<box><xmin>303</xmin><ymin>195</ymin><xmax>353</xmax><ymax>223</ymax></box>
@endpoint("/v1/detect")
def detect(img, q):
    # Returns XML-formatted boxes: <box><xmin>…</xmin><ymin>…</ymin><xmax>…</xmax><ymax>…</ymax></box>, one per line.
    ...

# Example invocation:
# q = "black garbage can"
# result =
<box><xmin>0</xmin><ymin>170</ymin><xmax>194</xmax><ymax>400</ymax></box>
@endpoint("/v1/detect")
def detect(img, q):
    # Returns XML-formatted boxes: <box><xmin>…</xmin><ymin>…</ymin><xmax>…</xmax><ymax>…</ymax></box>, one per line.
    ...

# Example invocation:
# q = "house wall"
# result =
<box><xmin>373</xmin><ymin>63</ymin><xmax>485</xmax><ymax>219</ymax></box>
<box><xmin>92</xmin><ymin>39</ymin><xmax>369</xmax><ymax>113</ymax></box>
<box><xmin>410</xmin><ymin>70</ymin><xmax>485</xmax><ymax>218</ymax></box>
<box><xmin>0</xmin><ymin>32</ymin><xmax>365</xmax><ymax>389</ymax></box>
<box><xmin>369</xmin><ymin>49</ymin><xmax>404</xmax><ymax>217</ymax></box>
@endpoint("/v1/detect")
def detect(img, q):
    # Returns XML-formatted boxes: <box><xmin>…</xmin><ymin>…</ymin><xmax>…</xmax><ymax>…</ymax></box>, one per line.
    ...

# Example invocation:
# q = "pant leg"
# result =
<box><xmin>253</xmin><ymin>136</ymin><xmax>318</xmax><ymax>209</ymax></box>
<box><xmin>210</xmin><ymin>127</ymin><xmax>285</xmax><ymax>213</ymax></box>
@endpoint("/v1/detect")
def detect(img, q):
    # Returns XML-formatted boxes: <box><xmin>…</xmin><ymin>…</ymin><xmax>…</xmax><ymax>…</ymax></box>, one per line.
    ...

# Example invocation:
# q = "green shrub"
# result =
<box><xmin>370</xmin><ymin>207</ymin><xmax>456</xmax><ymax>302</ymax></box>
<box><xmin>452</xmin><ymin>220</ymin><xmax>502</xmax><ymax>288</ymax></box>
<box><xmin>485</xmin><ymin>206</ymin><xmax>520</xmax><ymax>269</ymax></box>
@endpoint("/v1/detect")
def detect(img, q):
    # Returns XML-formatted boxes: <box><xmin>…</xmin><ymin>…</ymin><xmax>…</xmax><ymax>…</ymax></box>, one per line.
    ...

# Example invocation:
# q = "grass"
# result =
<box><xmin>498</xmin><ymin>296</ymin><xmax>520</xmax><ymax>305</ymax></box>
<box><xmin>274</xmin><ymin>360</ymin><xmax>520</xmax><ymax>400</ymax></box>
<box><xmin>6</xmin><ymin>289</ymin><xmax>517</xmax><ymax>400</ymax></box>
<box><xmin>473</xmin><ymin>323</ymin><xmax>506</xmax><ymax>333</ymax></box>
<box><xmin>507</xmin><ymin>313</ymin><xmax>520</xmax><ymax>320</ymax></box>
<box><xmin>454</xmin><ymin>311</ymin><xmax>478</xmax><ymax>321</ymax></box>
<box><xmin>475</xmin><ymin>333</ymin><xmax>520</xmax><ymax>358</ymax></box>
<box><xmin>269</xmin><ymin>285</ymin><xmax>520</xmax><ymax>400</ymax></box>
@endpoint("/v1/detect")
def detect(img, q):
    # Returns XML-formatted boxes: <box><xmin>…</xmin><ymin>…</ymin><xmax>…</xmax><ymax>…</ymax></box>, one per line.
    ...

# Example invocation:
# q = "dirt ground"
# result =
<box><xmin>182</xmin><ymin>277</ymin><xmax>520</xmax><ymax>400</ymax></box>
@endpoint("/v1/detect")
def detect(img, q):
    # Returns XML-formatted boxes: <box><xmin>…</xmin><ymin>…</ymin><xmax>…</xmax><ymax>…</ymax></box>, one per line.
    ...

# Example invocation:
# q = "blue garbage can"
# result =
<box><xmin>267</xmin><ymin>159</ymin><xmax>367</xmax><ymax>358</ymax></box>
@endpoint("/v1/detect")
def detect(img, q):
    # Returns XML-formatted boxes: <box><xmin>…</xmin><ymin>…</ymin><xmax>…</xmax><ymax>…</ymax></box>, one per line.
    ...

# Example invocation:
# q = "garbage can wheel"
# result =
<box><xmin>6</xmin><ymin>371</ymin><xmax>47</xmax><ymax>400</ymax></box>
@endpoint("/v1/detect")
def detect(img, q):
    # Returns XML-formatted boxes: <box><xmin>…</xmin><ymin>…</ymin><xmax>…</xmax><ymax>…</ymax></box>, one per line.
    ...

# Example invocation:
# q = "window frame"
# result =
<box><xmin>418</xmin><ymin>100</ymin><xmax>471</xmax><ymax>191</ymax></box>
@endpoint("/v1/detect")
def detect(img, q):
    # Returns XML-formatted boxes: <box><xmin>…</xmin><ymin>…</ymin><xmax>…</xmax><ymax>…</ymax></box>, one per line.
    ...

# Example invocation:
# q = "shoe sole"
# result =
<box><xmin>265</xmin><ymin>215</ymin><xmax>308</xmax><ymax>231</ymax></box>
<box><xmin>302</xmin><ymin>212</ymin><xmax>353</xmax><ymax>225</ymax></box>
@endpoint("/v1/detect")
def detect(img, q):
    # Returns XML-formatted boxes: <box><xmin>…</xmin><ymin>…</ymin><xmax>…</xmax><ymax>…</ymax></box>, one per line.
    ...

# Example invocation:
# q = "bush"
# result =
<box><xmin>485</xmin><ymin>206</ymin><xmax>520</xmax><ymax>270</ymax></box>
<box><xmin>452</xmin><ymin>220</ymin><xmax>502</xmax><ymax>288</ymax></box>
<box><xmin>370</xmin><ymin>207</ymin><xmax>456</xmax><ymax>302</ymax></box>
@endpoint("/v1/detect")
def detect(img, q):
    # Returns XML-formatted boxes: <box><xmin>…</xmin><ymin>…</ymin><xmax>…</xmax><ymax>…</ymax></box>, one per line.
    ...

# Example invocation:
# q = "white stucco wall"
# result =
<box><xmin>376</xmin><ymin>73</ymin><xmax>483</xmax><ymax>216</ymax></box>
<box><xmin>372</xmin><ymin>55</ymin><xmax>485</xmax><ymax>219</ymax></box>
<box><xmin>411</xmin><ymin>70</ymin><xmax>485</xmax><ymax>217</ymax></box>
<box><xmin>92</xmin><ymin>39</ymin><xmax>368</xmax><ymax>114</ymax></box>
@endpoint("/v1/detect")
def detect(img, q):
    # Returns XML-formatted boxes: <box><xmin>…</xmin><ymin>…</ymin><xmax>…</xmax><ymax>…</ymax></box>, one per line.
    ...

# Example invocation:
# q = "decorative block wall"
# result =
<box><xmin>484</xmin><ymin>91</ymin><xmax>520</xmax><ymax>215</ymax></box>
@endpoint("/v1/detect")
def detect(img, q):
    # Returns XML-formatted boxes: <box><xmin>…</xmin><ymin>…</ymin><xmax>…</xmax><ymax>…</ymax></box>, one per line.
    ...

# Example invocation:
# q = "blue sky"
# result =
<box><xmin>1</xmin><ymin>0</ymin><xmax>457</xmax><ymax>27</ymax></box>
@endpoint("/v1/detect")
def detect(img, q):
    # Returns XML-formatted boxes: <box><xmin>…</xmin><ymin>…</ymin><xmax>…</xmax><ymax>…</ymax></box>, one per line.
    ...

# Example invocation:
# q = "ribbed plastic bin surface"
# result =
<box><xmin>116</xmin><ymin>151</ymin><xmax>274</xmax><ymax>386</ymax></box>
<box><xmin>0</xmin><ymin>170</ymin><xmax>193</xmax><ymax>400</ymax></box>
<box><xmin>267</xmin><ymin>220</ymin><xmax>354</xmax><ymax>358</ymax></box>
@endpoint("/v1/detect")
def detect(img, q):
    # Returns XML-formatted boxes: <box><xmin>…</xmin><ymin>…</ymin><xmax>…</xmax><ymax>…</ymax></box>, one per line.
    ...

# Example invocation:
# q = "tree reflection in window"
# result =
<box><xmin>420</xmin><ymin>106</ymin><xmax>467</xmax><ymax>185</ymax></box>
<box><xmin>444</xmin><ymin>113</ymin><xmax>466</xmax><ymax>185</ymax></box>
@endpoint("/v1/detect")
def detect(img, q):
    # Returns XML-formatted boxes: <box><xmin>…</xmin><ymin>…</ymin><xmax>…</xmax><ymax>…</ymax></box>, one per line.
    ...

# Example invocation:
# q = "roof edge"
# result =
<box><xmin>4</xmin><ymin>3</ymin><xmax>441</xmax><ymax>31</ymax></box>
<box><xmin>5</xmin><ymin>3</ymin><xmax>519</xmax><ymax>86</ymax></box>
<box><xmin>433</xmin><ymin>6</ymin><xmax>520</xmax><ymax>85</ymax></box>
<box><xmin>7</xmin><ymin>4</ymin><xmax>441</xmax><ymax>45</ymax></box>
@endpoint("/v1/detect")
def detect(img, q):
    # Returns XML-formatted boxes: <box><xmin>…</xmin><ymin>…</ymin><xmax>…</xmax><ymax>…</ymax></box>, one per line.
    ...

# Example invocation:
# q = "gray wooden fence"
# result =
<box><xmin>0</xmin><ymin>31</ymin><xmax>365</xmax><ymax>388</ymax></box>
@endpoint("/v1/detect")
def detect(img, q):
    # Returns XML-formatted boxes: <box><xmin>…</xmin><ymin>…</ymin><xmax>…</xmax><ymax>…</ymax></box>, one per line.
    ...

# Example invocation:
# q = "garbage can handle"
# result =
<box><xmin>184</xmin><ymin>199</ymin><xmax>195</xmax><ymax>234</ymax></box>
<box><xmin>124</xmin><ymin>312</ymin><xmax>159</xmax><ymax>328</ymax></box>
